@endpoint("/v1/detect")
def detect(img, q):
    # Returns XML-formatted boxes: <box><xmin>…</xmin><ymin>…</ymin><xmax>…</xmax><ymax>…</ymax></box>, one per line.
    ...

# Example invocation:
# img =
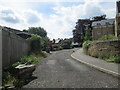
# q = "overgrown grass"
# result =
<box><xmin>2</xmin><ymin>51</ymin><xmax>49</xmax><ymax>88</ymax></box>
<box><xmin>82</xmin><ymin>40</ymin><xmax>92</xmax><ymax>54</ymax></box>
<box><xmin>2</xmin><ymin>72</ymin><xmax>16</xmax><ymax>86</ymax></box>
<box><xmin>12</xmin><ymin>51</ymin><xmax>49</xmax><ymax>68</ymax></box>
<box><xmin>2</xmin><ymin>71</ymin><xmax>33</xmax><ymax>88</ymax></box>
<box><xmin>98</xmin><ymin>34</ymin><xmax>117</xmax><ymax>40</ymax></box>
<box><xmin>105</xmin><ymin>56</ymin><xmax>120</xmax><ymax>63</ymax></box>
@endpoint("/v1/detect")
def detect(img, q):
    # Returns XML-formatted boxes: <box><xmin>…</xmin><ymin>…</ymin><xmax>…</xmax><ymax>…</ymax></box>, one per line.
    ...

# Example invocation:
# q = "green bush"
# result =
<box><xmin>98</xmin><ymin>34</ymin><xmax>117</xmax><ymax>40</ymax></box>
<box><xmin>27</xmin><ymin>34</ymin><xmax>42</xmax><ymax>53</ymax></box>
<box><xmin>105</xmin><ymin>56</ymin><xmax>120</xmax><ymax>63</ymax></box>
<box><xmin>2</xmin><ymin>51</ymin><xmax>49</xmax><ymax>88</ymax></box>
<box><xmin>52</xmin><ymin>44</ymin><xmax>63</xmax><ymax>50</ymax></box>
<box><xmin>3</xmin><ymin>71</ymin><xmax>31</xmax><ymax>87</ymax></box>
<box><xmin>82</xmin><ymin>40</ymin><xmax>91</xmax><ymax>53</ymax></box>
<box><xmin>20</xmin><ymin>51</ymin><xmax>49</xmax><ymax>65</ymax></box>
<box><xmin>2</xmin><ymin>72</ymin><xmax>17</xmax><ymax>86</ymax></box>
<box><xmin>12</xmin><ymin>62</ymin><xmax>23</xmax><ymax>68</ymax></box>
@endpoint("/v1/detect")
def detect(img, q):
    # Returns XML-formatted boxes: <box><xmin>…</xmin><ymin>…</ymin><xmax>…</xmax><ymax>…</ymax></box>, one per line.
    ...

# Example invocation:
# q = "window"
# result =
<box><xmin>105</xmin><ymin>22</ymin><xmax>110</xmax><ymax>25</ymax></box>
<box><xmin>97</xmin><ymin>23</ymin><xmax>101</xmax><ymax>26</ymax></box>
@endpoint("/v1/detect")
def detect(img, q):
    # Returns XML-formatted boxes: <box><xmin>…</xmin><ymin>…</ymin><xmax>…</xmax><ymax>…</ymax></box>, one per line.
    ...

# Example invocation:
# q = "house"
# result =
<box><xmin>92</xmin><ymin>19</ymin><xmax>115</xmax><ymax>40</ymax></box>
<box><xmin>115</xmin><ymin>0</ymin><xmax>120</xmax><ymax>38</ymax></box>
<box><xmin>92</xmin><ymin>0</ymin><xmax>120</xmax><ymax>40</ymax></box>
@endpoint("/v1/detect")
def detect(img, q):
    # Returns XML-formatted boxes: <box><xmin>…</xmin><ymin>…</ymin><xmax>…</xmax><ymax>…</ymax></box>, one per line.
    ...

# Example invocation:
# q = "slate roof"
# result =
<box><xmin>92</xmin><ymin>19</ymin><xmax>114</xmax><ymax>27</ymax></box>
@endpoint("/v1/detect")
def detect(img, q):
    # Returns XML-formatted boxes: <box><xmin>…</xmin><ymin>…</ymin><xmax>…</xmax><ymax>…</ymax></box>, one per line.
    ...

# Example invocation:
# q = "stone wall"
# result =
<box><xmin>88</xmin><ymin>39</ymin><xmax>120</xmax><ymax>58</ymax></box>
<box><xmin>1</xmin><ymin>29</ymin><xmax>31</xmax><ymax>69</ymax></box>
<box><xmin>92</xmin><ymin>25</ymin><xmax>114</xmax><ymax>40</ymax></box>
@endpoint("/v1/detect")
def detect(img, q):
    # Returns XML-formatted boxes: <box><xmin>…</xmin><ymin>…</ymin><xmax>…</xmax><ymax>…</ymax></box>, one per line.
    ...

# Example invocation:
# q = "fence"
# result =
<box><xmin>0</xmin><ymin>29</ymin><xmax>2</xmax><ymax>87</ymax></box>
<box><xmin>1</xmin><ymin>29</ymin><xmax>31</xmax><ymax>68</ymax></box>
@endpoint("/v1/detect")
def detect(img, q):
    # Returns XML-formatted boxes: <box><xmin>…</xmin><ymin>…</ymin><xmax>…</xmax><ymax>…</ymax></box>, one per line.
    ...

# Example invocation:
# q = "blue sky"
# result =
<box><xmin>0</xmin><ymin>0</ymin><xmax>117</xmax><ymax>39</ymax></box>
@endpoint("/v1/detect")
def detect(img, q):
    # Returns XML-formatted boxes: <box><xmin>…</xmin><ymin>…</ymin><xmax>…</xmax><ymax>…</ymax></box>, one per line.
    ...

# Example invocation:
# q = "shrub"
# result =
<box><xmin>12</xmin><ymin>62</ymin><xmax>22</xmax><ymax>68</ymax></box>
<box><xmin>2</xmin><ymin>72</ymin><xmax>17</xmax><ymax>86</ymax></box>
<box><xmin>20</xmin><ymin>51</ymin><xmax>49</xmax><ymax>65</ymax></box>
<box><xmin>82</xmin><ymin>40</ymin><xmax>91</xmax><ymax>53</ymax></box>
<box><xmin>52</xmin><ymin>44</ymin><xmax>63</xmax><ymax>50</ymax></box>
<box><xmin>27</xmin><ymin>34</ymin><xmax>42</xmax><ymax>53</ymax></box>
<box><xmin>98</xmin><ymin>34</ymin><xmax>117</xmax><ymax>40</ymax></box>
<box><xmin>106</xmin><ymin>56</ymin><xmax>120</xmax><ymax>63</ymax></box>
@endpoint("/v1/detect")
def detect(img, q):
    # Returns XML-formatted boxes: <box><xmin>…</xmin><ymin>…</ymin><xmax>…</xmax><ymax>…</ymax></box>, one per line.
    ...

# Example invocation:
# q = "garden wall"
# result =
<box><xmin>0</xmin><ymin>29</ymin><xmax>2</xmax><ymax>87</ymax></box>
<box><xmin>88</xmin><ymin>39</ymin><xmax>120</xmax><ymax>58</ymax></box>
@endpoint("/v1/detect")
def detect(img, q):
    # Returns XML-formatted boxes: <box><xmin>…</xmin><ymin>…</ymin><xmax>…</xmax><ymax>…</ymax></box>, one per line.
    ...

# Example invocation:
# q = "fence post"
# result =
<box><xmin>0</xmin><ymin>27</ymin><xmax>2</xmax><ymax>88</ymax></box>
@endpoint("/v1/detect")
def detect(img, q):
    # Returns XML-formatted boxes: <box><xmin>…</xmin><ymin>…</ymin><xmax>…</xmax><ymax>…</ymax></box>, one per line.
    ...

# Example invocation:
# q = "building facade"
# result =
<box><xmin>92</xmin><ymin>0</ymin><xmax>120</xmax><ymax>40</ymax></box>
<box><xmin>92</xmin><ymin>19</ymin><xmax>115</xmax><ymax>40</ymax></box>
<box><xmin>115</xmin><ymin>0</ymin><xmax>120</xmax><ymax>38</ymax></box>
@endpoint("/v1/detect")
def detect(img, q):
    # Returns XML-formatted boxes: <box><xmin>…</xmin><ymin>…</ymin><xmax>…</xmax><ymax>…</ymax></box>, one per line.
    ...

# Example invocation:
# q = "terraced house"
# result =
<box><xmin>92</xmin><ymin>0</ymin><xmax>120</xmax><ymax>40</ymax></box>
<box><xmin>92</xmin><ymin>19</ymin><xmax>115</xmax><ymax>40</ymax></box>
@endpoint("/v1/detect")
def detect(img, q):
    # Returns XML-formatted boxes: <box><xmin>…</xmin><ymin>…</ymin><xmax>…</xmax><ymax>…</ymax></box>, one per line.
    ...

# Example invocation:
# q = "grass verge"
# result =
<box><xmin>2</xmin><ymin>51</ymin><xmax>49</xmax><ymax>88</ymax></box>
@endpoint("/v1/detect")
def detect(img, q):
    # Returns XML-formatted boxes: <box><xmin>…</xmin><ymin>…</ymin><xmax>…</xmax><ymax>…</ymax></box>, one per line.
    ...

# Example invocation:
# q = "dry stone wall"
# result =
<box><xmin>88</xmin><ymin>39</ymin><xmax>120</xmax><ymax>58</ymax></box>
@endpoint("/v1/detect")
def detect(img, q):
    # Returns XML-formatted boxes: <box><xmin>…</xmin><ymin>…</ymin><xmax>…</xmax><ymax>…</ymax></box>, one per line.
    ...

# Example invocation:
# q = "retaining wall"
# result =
<box><xmin>88</xmin><ymin>39</ymin><xmax>120</xmax><ymax>58</ymax></box>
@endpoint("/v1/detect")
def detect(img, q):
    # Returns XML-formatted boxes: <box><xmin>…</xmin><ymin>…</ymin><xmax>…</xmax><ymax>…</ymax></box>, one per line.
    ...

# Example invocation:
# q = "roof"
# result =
<box><xmin>0</xmin><ymin>25</ymin><xmax>22</xmax><ymax>33</ymax></box>
<box><xmin>92</xmin><ymin>19</ymin><xmax>114</xmax><ymax>27</ymax></box>
<box><xmin>16</xmin><ymin>32</ymin><xmax>31</xmax><ymax>36</ymax></box>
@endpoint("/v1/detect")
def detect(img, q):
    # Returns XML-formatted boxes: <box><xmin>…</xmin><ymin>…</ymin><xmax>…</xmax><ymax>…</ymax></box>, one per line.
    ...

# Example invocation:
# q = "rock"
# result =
<box><xmin>15</xmin><ymin>64</ymin><xmax>35</xmax><ymax>78</ymax></box>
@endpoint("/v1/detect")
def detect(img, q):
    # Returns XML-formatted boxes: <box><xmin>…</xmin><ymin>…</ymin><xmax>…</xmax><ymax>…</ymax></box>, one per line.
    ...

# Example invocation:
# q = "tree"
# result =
<box><xmin>84</xmin><ymin>27</ymin><xmax>91</xmax><ymax>41</ymax></box>
<box><xmin>27</xmin><ymin>27</ymin><xmax>47</xmax><ymax>37</ymax></box>
<box><xmin>62</xmin><ymin>38</ymin><xmax>72</xmax><ymax>49</ymax></box>
<box><xmin>27</xmin><ymin>34</ymin><xmax>42</xmax><ymax>53</ymax></box>
<box><xmin>91</xmin><ymin>15</ymin><xmax>106</xmax><ymax>21</ymax></box>
<box><xmin>24</xmin><ymin>27</ymin><xmax>50</xmax><ymax>51</ymax></box>
<box><xmin>52</xmin><ymin>39</ymin><xmax>56</xmax><ymax>44</ymax></box>
<box><xmin>41</xmin><ymin>37</ymin><xmax>50</xmax><ymax>50</ymax></box>
<box><xmin>23</xmin><ymin>29</ymin><xmax>28</xmax><ymax>32</ymax></box>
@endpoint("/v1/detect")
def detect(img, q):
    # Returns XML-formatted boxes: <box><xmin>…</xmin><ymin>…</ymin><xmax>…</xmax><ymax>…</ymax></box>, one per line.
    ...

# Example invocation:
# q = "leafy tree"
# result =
<box><xmin>41</xmin><ymin>37</ymin><xmax>50</xmax><ymax>50</ymax></box>
<box><xmin>91</xmin><ymin>15</ymin><xmax>106</xmax><ymax>21</ymax></box>
<box><xmin>62</xmin><ymin>38</ymin><xmax>72</xmax><ymax>49</ymax></box>
<box><xmin>27</xmin><ymin>34</ymin><xmax>42</xmax><ymax>53</ymax></box>
<box><xmin>27</xmin><ymin>27</ymin><xmax>47</xmax><ymax>37</ymax></box>
<box><xmin>52</xmin><ymin>39</ymin><xmax>56</xmax><ymax>44</ymax></box>
<box><xmin>23</xmin><ymin>29</ymin><xmax>28</xmax><ymax>32</ymax></box>
<box><xmin>84</xmin><ymin>28</ymin><xmax>91</xmax><ymax>41</ymax></box>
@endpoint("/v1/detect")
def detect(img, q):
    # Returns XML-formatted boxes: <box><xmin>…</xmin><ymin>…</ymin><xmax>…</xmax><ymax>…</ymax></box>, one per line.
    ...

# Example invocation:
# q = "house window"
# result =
<box><xmin>105</xmin><ymin>22</ymin><xmax>110</xmax><ymax>25</ymax></box>
<box><xmin>97</xmin><ymin>23</ymin><xmax>101</xmax><ymax>26</ymax></box>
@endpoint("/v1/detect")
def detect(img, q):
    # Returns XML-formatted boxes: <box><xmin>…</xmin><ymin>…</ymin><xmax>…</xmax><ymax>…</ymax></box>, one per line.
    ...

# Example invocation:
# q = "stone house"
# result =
<box><xmin>92</xmin><ymin>0</ymin><xmax>120</xmax><ymax>40</ymax></box>
<box><xmin>115</xmin><ymin>0</ymin><xmax>120</xmax><ymax>38</ymax></box>
<box><xmin>92</xmin><ymin>19</ymin><xmax>115</xmax><ymax>40</ymax></box>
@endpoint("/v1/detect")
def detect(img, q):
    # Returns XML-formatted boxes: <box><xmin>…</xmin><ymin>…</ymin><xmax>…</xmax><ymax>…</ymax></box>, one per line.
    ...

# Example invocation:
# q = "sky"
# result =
<box><xmin>0</xmin><ymin>0</ymin><xmax>117</xmax><ymax>39</ymax></box>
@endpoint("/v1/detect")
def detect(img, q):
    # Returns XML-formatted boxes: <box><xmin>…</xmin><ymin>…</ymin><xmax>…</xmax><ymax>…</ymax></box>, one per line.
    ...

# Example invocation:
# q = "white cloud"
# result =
<box><xmin>83</xmin><ymin>1</ymin><xmax>104</xmax><ymax>18</ymax></box>
<box><xmin>102</xmin><ymin>8</ymin><xmax>116</xmax><ymax>18</ymax></box>
<box><xmin>0</xmin><ymin>0</ymin><xmax>116</xmax><ymax>2</ymax></box>
<box><xmin>0</xmin><ymin>7</ymin><xmax>20</xmax><ymax>23</ymax></box>
<box><xmin>0</xmin><ymin>1</ymin><xmax>116</xmax><ymax>39</ymax></box>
